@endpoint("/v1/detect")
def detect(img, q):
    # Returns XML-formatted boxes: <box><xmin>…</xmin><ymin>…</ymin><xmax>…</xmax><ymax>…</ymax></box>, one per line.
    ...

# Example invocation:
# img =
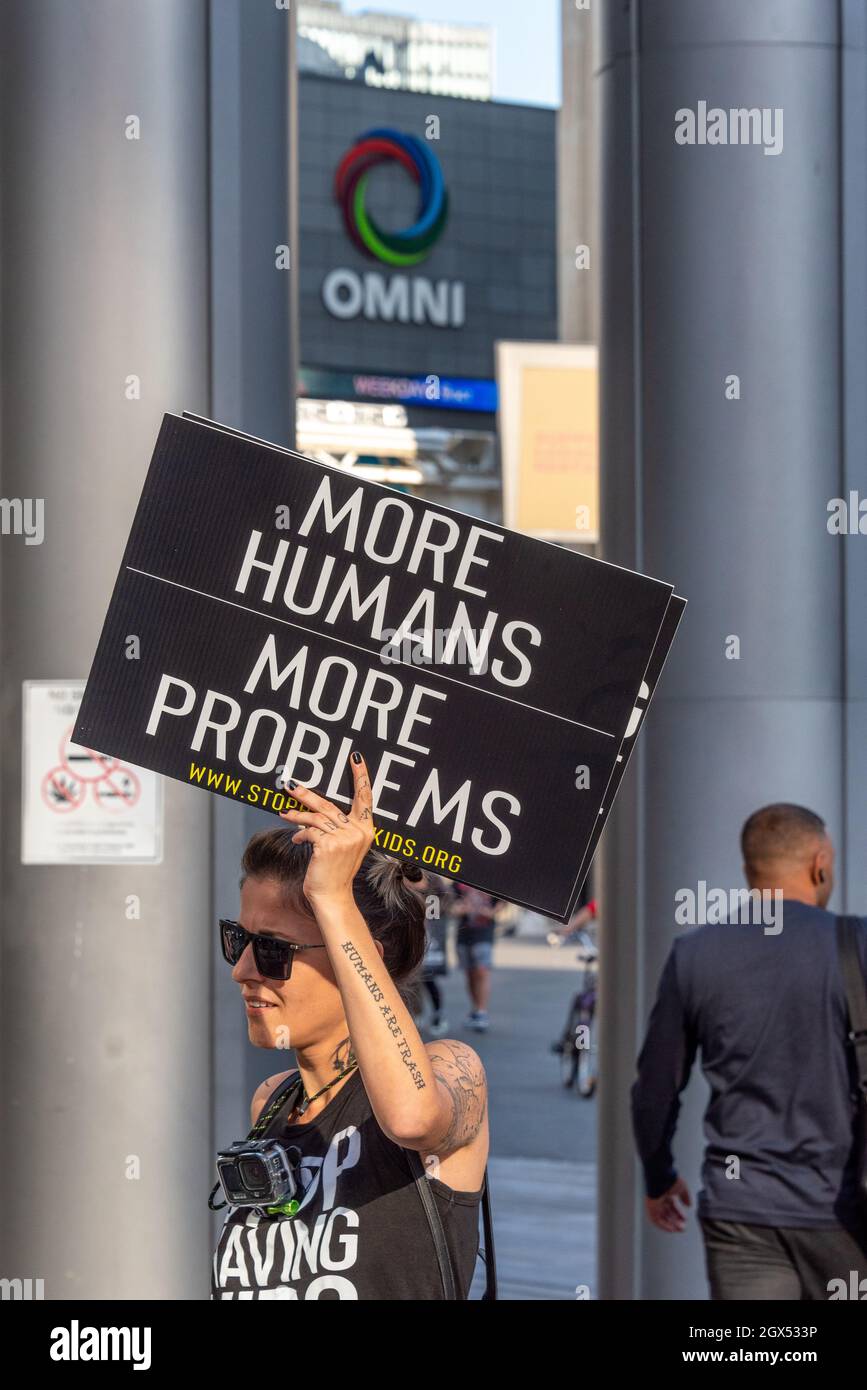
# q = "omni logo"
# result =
<box><xmin>324</xmin><ymin>127</ymin><xmax>464</xmax><ymax>328</ymax></box>
<box><xmin>334</xmin><ymin>127</ymin><xmax>448</xmax><ymax>266</ymax></box>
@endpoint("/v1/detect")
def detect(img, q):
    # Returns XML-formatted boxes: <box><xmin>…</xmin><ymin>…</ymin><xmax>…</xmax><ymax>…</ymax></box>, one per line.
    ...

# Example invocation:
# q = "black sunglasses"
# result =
<box><xmin>219</xmin><ymin>919</ymin><xmax>327</xmax><ymax>981</ymax></box>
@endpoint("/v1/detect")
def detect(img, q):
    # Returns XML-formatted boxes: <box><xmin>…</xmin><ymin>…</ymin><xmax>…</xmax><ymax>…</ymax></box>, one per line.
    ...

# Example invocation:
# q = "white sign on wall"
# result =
<box><xmin>21</xmin><ymin>681</ymin><xmax>163</xmax><ymax>865</ymax></box>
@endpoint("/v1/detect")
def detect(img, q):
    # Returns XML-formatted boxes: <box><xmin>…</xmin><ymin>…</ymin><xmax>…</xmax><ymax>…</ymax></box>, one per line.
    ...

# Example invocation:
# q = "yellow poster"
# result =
<box><xmin>497</xmin><ymin>342</ymin><xmax>599</xmax><ymax>542</ymax></box>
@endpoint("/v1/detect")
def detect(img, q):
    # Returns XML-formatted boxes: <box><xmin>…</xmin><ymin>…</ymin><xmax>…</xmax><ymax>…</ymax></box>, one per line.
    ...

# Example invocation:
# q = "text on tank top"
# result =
<box><xmin>211</xmin><ymin>1068</ymin><xmax>483</xmax><ymax>1300</ymax></box>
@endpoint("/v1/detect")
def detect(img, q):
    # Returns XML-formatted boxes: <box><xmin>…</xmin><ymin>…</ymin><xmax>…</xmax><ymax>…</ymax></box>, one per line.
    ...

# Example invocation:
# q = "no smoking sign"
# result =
<box><xmin>22</xmin><ymin>682</ymin><xmax>161</xmax><ymax>864</ymax></box>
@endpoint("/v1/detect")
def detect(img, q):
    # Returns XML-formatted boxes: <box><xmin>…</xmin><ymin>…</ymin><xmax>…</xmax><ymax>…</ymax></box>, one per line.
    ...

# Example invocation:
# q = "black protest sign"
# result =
<box><xmin>563</xmin><ymin>593</ymin><xmax>687</xmax><ymax>919</ymax></box>
<box><xmin>74</xmin><ymin>413</ymin><xmax>679</xmax><ymax>920</ymax></box>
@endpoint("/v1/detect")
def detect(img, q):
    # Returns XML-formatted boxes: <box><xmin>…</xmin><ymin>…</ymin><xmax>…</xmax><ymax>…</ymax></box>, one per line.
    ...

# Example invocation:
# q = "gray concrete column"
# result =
<box><xmin>0</xmin><ymin>0</ymin><xmax>212</xmax><ymax>1298</ymax></box>
<box><xmin>558</xmin><ymin>0</ymin><xmax>598</xmax><ymax>345</ymax></box>
<box><xmin>841</xmin><ymin>2</ymin><xmax>867</xmax><ymax>911</ymax></box>
<box><xmin>595</xmin><ymin>0</ymin><xmax>855</xmax><ymax>1299</ymax></box>
<box><xmin>207</xmin><ymin>0</ymin><xmax>299</xmax><ymax>1180</ymax></box>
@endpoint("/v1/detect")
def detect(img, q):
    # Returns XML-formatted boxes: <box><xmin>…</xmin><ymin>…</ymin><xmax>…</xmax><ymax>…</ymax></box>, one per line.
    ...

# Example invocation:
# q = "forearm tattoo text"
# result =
<box><xmin>341</xmin><ymin>940</ymin><xmax>426</xmax><ymax>1090</ymax></box>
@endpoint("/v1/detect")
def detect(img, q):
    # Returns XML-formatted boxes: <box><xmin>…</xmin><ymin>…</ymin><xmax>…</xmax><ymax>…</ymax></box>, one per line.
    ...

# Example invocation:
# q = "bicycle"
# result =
<box><xmin>549</xmin><ymin>926</ymin><xmax>599</xmax><ymax>1098</ymax></box>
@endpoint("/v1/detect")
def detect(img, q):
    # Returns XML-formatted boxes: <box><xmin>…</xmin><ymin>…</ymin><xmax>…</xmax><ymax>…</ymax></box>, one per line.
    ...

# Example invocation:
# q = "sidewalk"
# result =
<box><xmin>469</xmin><ymin>1155</ymin><xmax>596</xmax><ymax>1300</ymax></box>
<box><xmin>424</xmin><ymin>931</ymin><xmax>598</xmax><ymax>1299</ymax></box>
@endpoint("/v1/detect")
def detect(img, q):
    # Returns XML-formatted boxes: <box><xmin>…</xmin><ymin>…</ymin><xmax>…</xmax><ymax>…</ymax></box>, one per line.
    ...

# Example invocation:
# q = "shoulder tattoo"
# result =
<box><xmin>428</xmin><ymin>1041</ymin><xmax>487</xmax><ymax>1154</ymax></box>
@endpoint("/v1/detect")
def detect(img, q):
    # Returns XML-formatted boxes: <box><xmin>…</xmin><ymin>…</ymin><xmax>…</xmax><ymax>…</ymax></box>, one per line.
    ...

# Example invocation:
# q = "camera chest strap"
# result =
<box><xmin>250</xmin><ymin>1070</ymin><xmax>306</xmax><ymax>1138</ymax></box>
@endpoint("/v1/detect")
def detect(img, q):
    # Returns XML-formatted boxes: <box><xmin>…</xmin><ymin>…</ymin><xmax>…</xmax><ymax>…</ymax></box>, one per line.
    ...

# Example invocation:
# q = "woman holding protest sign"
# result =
<box><xmin>210</xmin><ymin>749</ymin><xmax>493</xmax><ymax>1300</ymax></box>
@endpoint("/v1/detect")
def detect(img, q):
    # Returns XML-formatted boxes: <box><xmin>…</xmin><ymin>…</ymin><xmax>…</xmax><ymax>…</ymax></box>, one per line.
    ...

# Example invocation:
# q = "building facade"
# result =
<box><xmin>299</xmin><ymin>0</ymin><xmax>493</xmax><ymax>100</ymax></box>
<box><xmin>298</xmin><ymin>72</ymin><xmax>557</xmax><ymax>519</ymax></box>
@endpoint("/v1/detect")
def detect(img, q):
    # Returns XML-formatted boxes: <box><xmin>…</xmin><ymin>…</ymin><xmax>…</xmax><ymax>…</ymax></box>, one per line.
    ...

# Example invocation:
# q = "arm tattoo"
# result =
<box><xmin>340</xmin><ymin>941</ymin><xmax>427</xmax><ymax>1090</ymax></box>
<box><xmin>340</xmin><ymin>941</ymin><xmax>384</xmax><ymax>1002</ymax></box>
<box><xmin>429</xmin><ymin>1042</ymin><xmax>487</xmax><ymax>1153</ymax></box>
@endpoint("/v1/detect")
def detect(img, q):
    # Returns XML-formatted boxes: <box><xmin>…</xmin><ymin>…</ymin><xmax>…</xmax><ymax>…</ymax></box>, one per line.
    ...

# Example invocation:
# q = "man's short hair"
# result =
<box><xmin>740</xmin><ymin>803</ymin><xmax>827</xmax><ymax>874</ymax></box>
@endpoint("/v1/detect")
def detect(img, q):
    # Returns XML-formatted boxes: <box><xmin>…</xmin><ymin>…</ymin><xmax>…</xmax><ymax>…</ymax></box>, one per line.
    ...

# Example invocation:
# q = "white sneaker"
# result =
<box><xmin>469</xmin><ymin>1010</ymin><xmax>489</xmax><ymax>1032</ymax></box>
<box><xmin>428</xmin><ymin>1016</ymin><xmax>449</xmax><ymax>1037</ymax></box>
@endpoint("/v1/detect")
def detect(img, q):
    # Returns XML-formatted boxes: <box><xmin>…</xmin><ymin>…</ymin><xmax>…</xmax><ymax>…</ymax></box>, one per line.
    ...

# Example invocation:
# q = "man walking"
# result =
<box><xmin>631</xmin><ymin>803</ymin><xmax>867</xmax><ymax>1299</ymax></box>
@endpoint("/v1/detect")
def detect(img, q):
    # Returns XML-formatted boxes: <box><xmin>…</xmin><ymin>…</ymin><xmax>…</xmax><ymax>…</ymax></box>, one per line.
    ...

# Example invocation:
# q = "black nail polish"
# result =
<box><xmin>286</xmin><ymin>779</ymin><xmax>297</xmax><ymax>790</ymax></box>
<box><xmin>351</xmin><ymin>751</ymin><xmax>362</xmax><ymax>764</ymax></box>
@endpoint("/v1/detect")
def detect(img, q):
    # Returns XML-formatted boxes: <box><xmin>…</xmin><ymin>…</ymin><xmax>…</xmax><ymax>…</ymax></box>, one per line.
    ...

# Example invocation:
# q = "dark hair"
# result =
<box><xmin>239</xmin><ymin>830</ymin><xmax>427</xmax><ymax>1000</ymax></box>
<box><xmin>740</xmin><ymin>803</ymin><xmax>827</xmax><ymax>875</ymax></box>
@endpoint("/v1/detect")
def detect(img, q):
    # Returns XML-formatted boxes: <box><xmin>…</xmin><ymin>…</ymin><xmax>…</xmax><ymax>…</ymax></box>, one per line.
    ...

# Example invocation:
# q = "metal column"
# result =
<box><xmin>595</xmin><ymin>0</ymin><xmax>854</xmax><ymax>1299</ymax></box>
<box><xmin>0</xmin><ymin>0</ymin><xmax>212</xmax><ymax>1298</ymax></box>
<box><xmin>207</xmin><ymin>0</ymin><xmax>299</xmax><ymax>1186</ymax></box>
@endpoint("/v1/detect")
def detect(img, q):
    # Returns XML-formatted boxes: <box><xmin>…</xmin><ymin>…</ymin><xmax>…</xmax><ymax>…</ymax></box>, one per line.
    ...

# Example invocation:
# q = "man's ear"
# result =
<box><xmin>809</xmin><ymin>845</ymin><xmax>829</xmax><ymax>885</ymax></box>
<box><xmin>373</xmin><ymin>938</ymin><xmax>385</xmax><ymax>961</ymax></box>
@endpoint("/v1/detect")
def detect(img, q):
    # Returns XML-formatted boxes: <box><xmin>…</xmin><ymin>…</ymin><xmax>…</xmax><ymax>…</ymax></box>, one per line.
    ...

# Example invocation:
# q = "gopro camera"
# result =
<box><xmin>215</xmin><ymin>1138</ymin><xmax>300</xmax><ymax>1209</ymax></box>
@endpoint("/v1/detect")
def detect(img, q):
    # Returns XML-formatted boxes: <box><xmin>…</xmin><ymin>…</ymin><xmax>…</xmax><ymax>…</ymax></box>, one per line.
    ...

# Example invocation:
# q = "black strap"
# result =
<box><xmin>251</xmin><ymin>1071</ymin><xmax>305</xmax><ymax>1138</ymax></box>
<box><xmin>404</xmin><ymin>1148</ymin><xmax>458</xmax><ymax>1299</ymax></box>
<box><xmin>837</xmin><ymin>916</ymin><xmax>867</xmax><ymax>1093</ymax></box>
<box><xmin>404</xmin><ymin>1148</ymin><xmax>497</xmax><ymax>1301</ymax></box>
<box><xmin>479</xmin><ymin>1170</ymin><xmax>497</xmax><ymax>1301</ymax></box>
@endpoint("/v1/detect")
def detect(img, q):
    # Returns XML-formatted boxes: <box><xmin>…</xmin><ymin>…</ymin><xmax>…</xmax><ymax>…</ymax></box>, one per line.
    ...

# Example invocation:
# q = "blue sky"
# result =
<box><xmin>339</xmin><ymin>0</ymin><xmax>561</xmax><ymax>108</ymax></box>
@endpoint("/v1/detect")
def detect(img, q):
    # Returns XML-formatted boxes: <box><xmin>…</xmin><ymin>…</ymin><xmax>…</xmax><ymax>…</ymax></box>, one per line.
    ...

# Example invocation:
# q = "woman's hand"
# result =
<box><xmin>278</xmin><ymin>750</ymin><xmax>375</xmax><ymax>905</ymax></box>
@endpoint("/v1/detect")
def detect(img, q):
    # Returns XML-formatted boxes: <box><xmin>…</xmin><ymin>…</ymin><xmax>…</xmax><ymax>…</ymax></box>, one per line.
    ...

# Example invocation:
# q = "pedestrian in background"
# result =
<box><xmin>414</xmin><ymin>869</ymin><xmax>450</xmax><ymax>1038</ymax></box>
<box><xmin>631</xmin><ymin>803</ymin><xmax>867</xmax><ymax>1300</ymax></box>
<box><xmin>446</xmin><ymin>882</ymin><xmax>502</xmax><ymax>1033</ymax></box>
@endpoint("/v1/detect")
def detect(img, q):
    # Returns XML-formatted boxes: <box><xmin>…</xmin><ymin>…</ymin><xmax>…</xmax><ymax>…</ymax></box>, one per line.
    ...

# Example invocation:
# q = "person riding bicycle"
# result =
<box><xmin>547</xmin><ymin>898</ymin><xmax>598</xmax><ymax>949</ymax></box>
<box><xmin>550</xmin><ymin>895</ymin><xmax>600</xmax><ymax>1096</ymax></box>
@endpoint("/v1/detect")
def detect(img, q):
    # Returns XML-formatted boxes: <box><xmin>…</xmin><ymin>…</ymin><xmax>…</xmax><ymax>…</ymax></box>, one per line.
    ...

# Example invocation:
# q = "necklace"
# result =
<box><xmin>292</xmin><ymin>1059</ymin><xmax>358</xmax><ymax>1117</ymax></box>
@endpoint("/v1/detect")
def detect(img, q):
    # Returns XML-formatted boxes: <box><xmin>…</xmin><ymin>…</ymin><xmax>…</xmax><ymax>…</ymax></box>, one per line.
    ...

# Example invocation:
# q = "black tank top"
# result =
<box><xmin>211</xmin><ymin>1068</ymin><xmax>483</xmax><ymax>1300</ymax></box>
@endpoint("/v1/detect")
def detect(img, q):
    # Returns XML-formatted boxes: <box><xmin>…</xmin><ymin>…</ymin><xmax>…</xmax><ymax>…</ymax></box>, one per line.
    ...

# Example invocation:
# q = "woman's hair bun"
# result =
<box><xmin>356</xmin><ymin>851</ymin><xmax>427</xmax><ymax>997</ymax></box>
<box><xmin>363</xmin><ymin>853</ymin><xmax>424</xmax><ymax>889</ymax></box>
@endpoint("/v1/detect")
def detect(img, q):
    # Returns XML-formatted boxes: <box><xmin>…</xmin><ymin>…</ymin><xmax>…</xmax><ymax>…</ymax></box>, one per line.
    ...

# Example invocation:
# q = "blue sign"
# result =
<box><xmin>300</xmin><ymin>366</ymin><xmax>498</xmax><ymax>414</ymax></box>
